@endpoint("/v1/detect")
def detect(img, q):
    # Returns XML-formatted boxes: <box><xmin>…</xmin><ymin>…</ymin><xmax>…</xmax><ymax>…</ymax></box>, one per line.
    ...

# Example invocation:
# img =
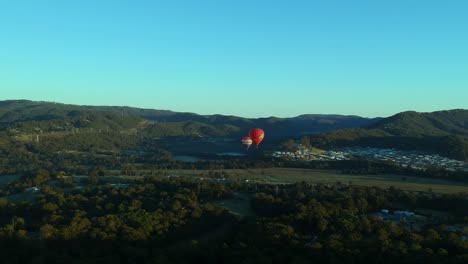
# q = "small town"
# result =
<box><xmin>271</xmin><ymin>146</ymin><xmax>468</xmax><ymax>171</ymax></box>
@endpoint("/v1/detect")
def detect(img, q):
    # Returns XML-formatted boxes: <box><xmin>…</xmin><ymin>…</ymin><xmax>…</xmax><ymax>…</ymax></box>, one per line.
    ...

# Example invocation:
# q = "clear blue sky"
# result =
<box><xmin>0</xmin><ymin>0</ymin><xmax>466</xmax><ymax>118</ymax></box>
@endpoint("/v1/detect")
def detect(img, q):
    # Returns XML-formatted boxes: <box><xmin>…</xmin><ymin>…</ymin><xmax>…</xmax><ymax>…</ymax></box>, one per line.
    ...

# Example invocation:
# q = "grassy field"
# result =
<box><xmin>68</xmin><ymin>168</ymin><xmax>468</xmax><ymax>194</ymax></box>
<box><xmin>210</xmin><ymin>192</ymin><xmax>255</xmax><ymax>217</ymax></box>
<box><xmin>146</xmin><ymin>168</ymin><xmax>468</xmax><ymax>194</ymax></box>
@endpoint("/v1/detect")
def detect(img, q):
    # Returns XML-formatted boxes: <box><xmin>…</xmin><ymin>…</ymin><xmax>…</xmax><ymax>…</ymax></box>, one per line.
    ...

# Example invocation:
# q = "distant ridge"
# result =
<box><xmin>1</xmin><ymin>100</ymin><xmax>466</xmax><ymax>160</ymax></box>
<box><xmin>369</xmin><ymin>110</ymin><xmax>468</xmax><ymax>136</ymax></box>
<box><xmin>0</xmin><ymin>100</ymin><xmax>379</xmax><ymax>138</ymax></box>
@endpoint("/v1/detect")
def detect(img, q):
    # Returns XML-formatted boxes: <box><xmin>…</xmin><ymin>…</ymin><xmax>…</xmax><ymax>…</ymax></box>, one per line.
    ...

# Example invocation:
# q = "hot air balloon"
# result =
<box><xmin>249</xmin><ymin>128</ymin><xmax>265</xmax><ymax>148</ymax></box>
<box><xmin>242</xmin><ymin>137</ymin><xmax>253</xmax><ymax>150</ymax></box>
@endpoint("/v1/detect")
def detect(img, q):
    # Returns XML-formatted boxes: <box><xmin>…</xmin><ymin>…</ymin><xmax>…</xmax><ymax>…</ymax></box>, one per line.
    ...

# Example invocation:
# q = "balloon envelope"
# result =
<box><xmin>249</xmin><ymin>128</ymin><xmax>265</xmax><ymax>147</ymax></box>
<box><xmin>242</xmin><ymin>137</ymin><xmax>253</xmax><ymax>150</ymax></box>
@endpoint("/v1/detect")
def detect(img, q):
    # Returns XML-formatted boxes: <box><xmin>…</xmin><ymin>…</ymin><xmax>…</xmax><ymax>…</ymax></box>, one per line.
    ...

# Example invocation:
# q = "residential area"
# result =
<box><xmin>271</xmin><ymin>146</ymin><xmax>468</xmax><ymax>171</ymax></box>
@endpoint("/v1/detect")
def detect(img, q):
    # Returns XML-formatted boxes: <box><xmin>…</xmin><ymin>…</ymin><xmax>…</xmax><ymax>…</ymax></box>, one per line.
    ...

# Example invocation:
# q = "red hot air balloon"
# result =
<box><xmin>249</xmin><ymin>128</ymin><xmax>265</xmax><ymax>148</ymax></box>
<box><xmin>242</xmin><ymin>137</ymin><xmax>253</xmax><ymax>150</ymax></box>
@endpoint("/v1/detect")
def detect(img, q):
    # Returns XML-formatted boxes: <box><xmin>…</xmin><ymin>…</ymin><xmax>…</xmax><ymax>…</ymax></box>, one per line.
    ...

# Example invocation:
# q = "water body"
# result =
<box><xmin>173</xmin><ymin>155</ymin><xmax>203</xmax><ymax>162</ymax></box>
<box><xmin>298</xmin><ymin>131</ymin><xmax>322</xmax><ymax>135</ymax></box>
<box><xmin>217</xmin><ymin>152</ymin><xmax>247</xmax><ymax>157</ymax></box>
<box><xmin>173</xmin><ymin>152</ymin><xmax>247</xmax><ymax>162</ymax></box>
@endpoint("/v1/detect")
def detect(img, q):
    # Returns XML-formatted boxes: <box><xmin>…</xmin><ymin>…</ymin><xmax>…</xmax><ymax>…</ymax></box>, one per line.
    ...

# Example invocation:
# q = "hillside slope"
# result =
<box><xmin>0</xmin><ymin>100</ymin><xmax>378</xmax><ymax>138</ymax></box>
<box><xmin>308</xmin><ymin>110</ymin><xmax>468</xmax><ymax>161</ymax></box>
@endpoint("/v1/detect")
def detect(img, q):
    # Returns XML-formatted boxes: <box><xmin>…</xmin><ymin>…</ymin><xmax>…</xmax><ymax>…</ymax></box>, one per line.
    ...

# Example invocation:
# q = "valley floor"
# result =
<box><xmin>107</xmin><ymin>168</ymin><xmax>468</xmax><ymax>194</ymax></box>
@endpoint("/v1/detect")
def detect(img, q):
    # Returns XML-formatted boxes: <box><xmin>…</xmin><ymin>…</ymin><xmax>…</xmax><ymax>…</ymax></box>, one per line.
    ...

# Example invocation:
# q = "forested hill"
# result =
<box><xmin>0</xmin><ymin>100</ymin><xmax>378</xmax><ymax>138</ymax></box>
<box><xmin>307</xmin><ymin>110</ymin><xmax>468</xmax><ymax>161</ymax></box>
<box><xmin>369</xmin><ymin>110</ymin><xmax>468</xmax><ymax>136</ymax></box>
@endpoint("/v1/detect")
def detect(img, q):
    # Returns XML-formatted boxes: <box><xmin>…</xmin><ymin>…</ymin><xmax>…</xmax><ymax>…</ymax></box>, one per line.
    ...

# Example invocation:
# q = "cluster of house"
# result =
<box><xmin>271</xmin><ymin>145</ymin><xmax>467</xmax><ymax>171</ymax></box>
<box><xmin>343</xmin><ymin>147</ymin><xmax>467</xmax><ymax>171</ymax></box>
<box><xmin>271</xmin><ymin>146</ymin><xmax>349</xmax><ymax>161</ymax></box>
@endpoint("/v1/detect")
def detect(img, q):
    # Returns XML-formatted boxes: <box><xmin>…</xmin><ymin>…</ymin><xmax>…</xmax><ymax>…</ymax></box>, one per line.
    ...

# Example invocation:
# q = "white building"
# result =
<box><xmin>25</xmin><ymin>187</ymin><xmax>41</xmax><ymax>193</ymax></box>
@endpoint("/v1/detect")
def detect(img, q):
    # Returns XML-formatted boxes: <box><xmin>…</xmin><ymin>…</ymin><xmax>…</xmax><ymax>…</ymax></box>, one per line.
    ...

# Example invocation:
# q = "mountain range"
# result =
<box><xmin>0</xmin><ymin>100</ymin><xmax>466</xmax><ymax>160</ymax></box>
<box><xmin>0</xmin><ymin>100</ymin><xmax>379</xmax><ymax>138</ymax></box>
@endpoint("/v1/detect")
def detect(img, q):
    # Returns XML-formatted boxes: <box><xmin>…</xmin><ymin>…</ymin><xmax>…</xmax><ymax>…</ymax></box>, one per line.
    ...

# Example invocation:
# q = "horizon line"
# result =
<box><xmin>2</xmin><ymin>98</ymin><xmax>466</xmax><ymax>120</ymax></box>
